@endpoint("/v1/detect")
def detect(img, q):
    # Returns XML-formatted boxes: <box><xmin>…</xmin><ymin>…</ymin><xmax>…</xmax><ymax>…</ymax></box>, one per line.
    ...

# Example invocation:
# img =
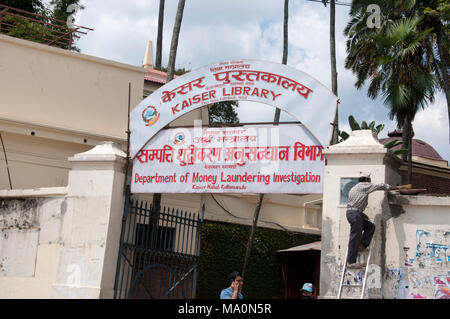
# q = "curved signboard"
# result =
<box><xmin>130</xmin><ymin>59</ymin><xmax>337</xmax><ymax>159</ymax></box>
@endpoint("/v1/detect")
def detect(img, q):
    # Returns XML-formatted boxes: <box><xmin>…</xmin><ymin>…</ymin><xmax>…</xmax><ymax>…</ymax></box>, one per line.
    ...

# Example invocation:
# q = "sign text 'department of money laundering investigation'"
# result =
<box><xmin>131</xmin><ymin>125</ymin><xmax>324</xmax><ymax>194</ymax></box>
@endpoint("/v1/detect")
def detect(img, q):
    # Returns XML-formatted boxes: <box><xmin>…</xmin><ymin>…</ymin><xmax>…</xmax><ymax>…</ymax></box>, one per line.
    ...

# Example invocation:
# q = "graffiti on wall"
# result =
<box><xmin>385</xmin><ymin>229</ymin><xmax>449</xmax><ymax>299</ymax></box>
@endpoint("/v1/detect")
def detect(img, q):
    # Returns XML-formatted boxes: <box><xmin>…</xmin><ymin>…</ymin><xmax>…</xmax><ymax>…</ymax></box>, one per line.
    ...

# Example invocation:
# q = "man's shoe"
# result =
<box><xmin>358</xmin><ymin>245</ymin><xmax>368</xmax><ymax>252</ymax></box>
<box><xmin>347</xmin><ymin>263</ymin><xmax>363</xmax><ymax>269</ymax></box>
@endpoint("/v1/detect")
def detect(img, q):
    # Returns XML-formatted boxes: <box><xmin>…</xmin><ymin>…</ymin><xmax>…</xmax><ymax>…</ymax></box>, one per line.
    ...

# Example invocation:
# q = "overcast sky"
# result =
<box><xmin>74</xmin><ymin>0</ymin><xmax>449</xmax><ymax>162</ymax></box>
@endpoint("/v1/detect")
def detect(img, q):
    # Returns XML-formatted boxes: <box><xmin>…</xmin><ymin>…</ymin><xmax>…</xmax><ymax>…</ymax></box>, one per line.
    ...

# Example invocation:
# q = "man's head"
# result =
<box><xmin>359</xmin><ymin>172</ymin><xmax>371</xmax><ymax>183</ymax></box>
<box><xmin>301</xmin><ymin>283</ymin><xmax>314</xmax><ymax>298</ymax></box>
<box><xmin>228</xmin><ymin>271</ymin><xmax>244</xmax><ymax>290</ymax></box>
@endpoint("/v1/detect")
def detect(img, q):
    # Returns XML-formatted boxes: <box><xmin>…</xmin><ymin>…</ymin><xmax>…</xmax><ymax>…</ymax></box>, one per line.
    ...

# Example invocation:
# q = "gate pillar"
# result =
<box><xmin>51</xmin><ymin>142</ymin><xmax>127</xmax><ymax>299</ymax></box>
<box><xmin>319</xmin><ymin>130</ymin><xmax>402</xmax><ymax>299</ymax></box>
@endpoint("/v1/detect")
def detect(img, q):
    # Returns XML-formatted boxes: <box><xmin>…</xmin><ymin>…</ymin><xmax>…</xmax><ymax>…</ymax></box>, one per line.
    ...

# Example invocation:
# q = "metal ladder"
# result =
<box><xmin>337</xmin><ymin>240</ymin><xmax>374</xmax><ymax>299</ymax></box>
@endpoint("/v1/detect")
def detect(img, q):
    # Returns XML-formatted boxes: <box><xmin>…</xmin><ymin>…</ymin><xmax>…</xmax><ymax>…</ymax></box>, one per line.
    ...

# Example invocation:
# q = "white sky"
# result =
<box><xmin>74</xmin><ymin>0</ymin><xmax>449</xmax><ymax>162</ymax></box>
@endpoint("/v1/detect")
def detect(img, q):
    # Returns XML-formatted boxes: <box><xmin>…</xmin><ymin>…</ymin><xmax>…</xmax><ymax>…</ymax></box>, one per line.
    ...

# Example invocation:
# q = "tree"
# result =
<box><xmin>243</xmin><ymin>0</ymin><xmax>288</xmax><ymax>278</ymax></box>
<box><xmin>329</xmin><ymin>0</ymin><xmax>339</xmax><ymax>145</ymax></box>
<box><xmin>155</xmin><ymin>0</ymin><xmax>165</xmax><ymax>69</ymax></box>
<box><xmin>421</xmin><ymin>0</ymin><xmax>450</xmax><ymax>141</ymax></box>
<box><xmin>153</xmin><ymin>0</ymin><xmax>187</xmax><ymax>213</ymax></box>
<box><xmin>0</xmin><ymin>0</ymin><xmax>46</xmax><ymax>14</ymax></box>
<box><xmin>272</xmin><ymin>0</ymin><xmax>289</xmax><ymax>124</ymax></box>
<box><xmin>209</xmin><ymin>101</ymin><xmax>239</xmax><ymax>124</ymax></box>
<box><xmin>50</xmin><ymin>0</ymin><xmax>85</xmax><ymax>51</ymax></box>
<box><xmin>1</xmin><ymin>0</ymin><xmax>85</xmax><ymax>51</ymax></box>
<box><xmin>166</xmin><ymin>0</ymin><xmax>186</xmax><ymax>83</ymax></box>
<box><xmin>345</xmin><ymin>2</ymin><xmax>437</xmax><ymax>183</ymax></box>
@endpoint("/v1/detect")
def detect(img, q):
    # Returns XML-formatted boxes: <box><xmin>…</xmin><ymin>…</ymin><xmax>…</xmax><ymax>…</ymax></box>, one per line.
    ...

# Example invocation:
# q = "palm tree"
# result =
<box><xmin>345</xmin><ymin>4</ymin><xmax>437</xmax><ymax>183</ymax></box>
<box><xmin>166</xmin><ymin>0</ymin><xmax>186</xmax><ymax>82</ymax></box>
<box><xmin>420</xmin><ymin>0</ymin><xmax>450</xmax><ymax>141</ymax></box>
<box><xmin>273</xmin><ymin>0</ymin><xmax>289</xmax><ymax>124</ymax></box>
<box><xmin>153</xmin><ymin>0</ymin><xmax>186</xmax><ymax>212</ymax></box>
<box><xmin>155</xmin><ymin>0</ymin><xmax>165</xmax><ymax>69</ymax></box>
<box><xmin>329</xmin><ymin>0</ymin><xmax>339</xmax><ymax>145</ymax></box>
<box><xmin>243</xmin><ymin>0</ymin><xmax>289</xmax><ymax>278</ymax></box>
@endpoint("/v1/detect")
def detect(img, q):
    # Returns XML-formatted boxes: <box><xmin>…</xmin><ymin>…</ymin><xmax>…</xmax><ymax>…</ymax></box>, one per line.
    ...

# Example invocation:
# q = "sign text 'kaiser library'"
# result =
<box><xmin>130</xmin><ymin>59</ymin><xmax>337</xmax><ymax>194</ymax></box>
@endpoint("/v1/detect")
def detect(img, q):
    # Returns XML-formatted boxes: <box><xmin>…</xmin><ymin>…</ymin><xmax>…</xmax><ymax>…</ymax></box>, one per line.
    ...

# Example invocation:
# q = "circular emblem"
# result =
<box><xmin>174</xmin><ymin>132</ymin><xmax>185</xmax><ymax>146</ymax></box>
<box><xmin>142</xmin><ymin>106</ymin><xmax>160</xmax><ymax>127</ymax></box>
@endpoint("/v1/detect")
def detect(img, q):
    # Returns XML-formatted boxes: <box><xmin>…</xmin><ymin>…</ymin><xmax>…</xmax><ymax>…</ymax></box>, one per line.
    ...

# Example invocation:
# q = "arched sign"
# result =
<box><xmin>130</xmin><ymin>59</ymin><xmax>337</xmax><ymax>159</ymax></box>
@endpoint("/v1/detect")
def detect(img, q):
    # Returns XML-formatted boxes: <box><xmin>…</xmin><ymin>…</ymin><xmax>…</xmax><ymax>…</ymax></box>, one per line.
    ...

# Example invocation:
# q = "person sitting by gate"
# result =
<box><xmin>220</xmin><ymin>271</ymin><xmax>244</xmax><ymax>299</ymax></box>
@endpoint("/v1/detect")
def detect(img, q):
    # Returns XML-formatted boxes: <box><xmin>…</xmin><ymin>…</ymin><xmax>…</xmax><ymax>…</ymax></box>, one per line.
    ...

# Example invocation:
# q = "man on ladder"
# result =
<box><xmin>345</xmin><ymin>173</ymin><xmax>396</xmax><ymax>269</ymax></box>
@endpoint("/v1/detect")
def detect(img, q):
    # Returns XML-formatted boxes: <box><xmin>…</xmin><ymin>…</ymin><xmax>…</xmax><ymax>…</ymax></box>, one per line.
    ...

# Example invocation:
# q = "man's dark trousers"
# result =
<box><xmin>346</xmin><ymin>210</ymin><xmax>375</xmax><ymax>264</ymax></box>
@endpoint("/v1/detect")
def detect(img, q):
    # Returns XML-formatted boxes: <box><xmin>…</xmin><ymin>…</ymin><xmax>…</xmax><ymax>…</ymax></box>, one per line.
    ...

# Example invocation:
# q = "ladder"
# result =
<box><xmin>337</xmin><ymin>240</ymin><xmax>374</xmax><ymax>299</ymax></box>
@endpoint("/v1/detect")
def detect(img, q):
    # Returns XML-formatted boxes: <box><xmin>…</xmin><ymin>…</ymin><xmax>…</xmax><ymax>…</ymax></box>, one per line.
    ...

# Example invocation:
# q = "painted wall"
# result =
<box><xmin>320</xmin><ymin>130</ymin><xmax>449</xmax><ymax>299</ymax></box>
<box><xmin>384</xmin><ymin>195</ymin><xmax>450</xmax><ymax>299</ymax></box>
<box><xmin>0</xmin><ymin>189</ymin><xmax>67</xmax><ymax>298</ymax></box>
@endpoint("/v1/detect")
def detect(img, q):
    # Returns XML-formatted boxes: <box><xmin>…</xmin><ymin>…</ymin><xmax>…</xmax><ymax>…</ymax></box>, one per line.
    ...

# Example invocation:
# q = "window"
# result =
<box><xmin>340</xmin><ymin>178</ymin><xmax>359</xmax><ymax>205</ymax></box>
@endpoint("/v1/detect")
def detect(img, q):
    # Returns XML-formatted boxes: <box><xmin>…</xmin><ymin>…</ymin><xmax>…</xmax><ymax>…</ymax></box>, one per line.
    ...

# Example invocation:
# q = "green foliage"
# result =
<box><xmin>338</xmin><ymin>115</ymin><xmax>407</xmax><ymax>156</ymax></box>
<box><xmin>4</xmin><ymin>15</ymin><xmax>56</xmax><ymax>44</ymax></box>
<box><xmin>209</xmin><ymin>101</ymin><xmax>239</xmax><ymax>124</ymax></box>
<box><xmin>50</xmin><ymin>0</ymin><xmax>84</xmax><ymax>23</ymax></box>
<box><xmin>0</xmin><ymin>0</ymin><xmax>46</xmax><ymax>14</ymax></box>
<box><xmin>1</xmin><ymin>0</ymin><xmax>85</xmax><ymax>51</ymax></box>
<box><xmin>155</xmin><ymin>66</ymin><xmax>190</xmax><ymax>76</ymax></box>
<box><xmin>197</xmin><ymin>220</ymin><xmax>319</xmax><ymax>299</ymax></box>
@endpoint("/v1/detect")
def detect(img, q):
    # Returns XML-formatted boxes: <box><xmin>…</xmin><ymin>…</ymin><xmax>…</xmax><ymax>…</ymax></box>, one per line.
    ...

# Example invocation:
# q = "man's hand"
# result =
<box><xmin>231</xmin><ymin>280</ymin><xmax>240</xmax><ymax>292</ymax></box>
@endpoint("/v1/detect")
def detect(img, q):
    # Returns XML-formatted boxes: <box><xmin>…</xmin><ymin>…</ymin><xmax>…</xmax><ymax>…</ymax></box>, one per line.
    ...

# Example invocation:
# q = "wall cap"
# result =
<box><xmin>69</xmin><ymin>141</ymin><xmax>126</xmax><ymax>163</ymax></box>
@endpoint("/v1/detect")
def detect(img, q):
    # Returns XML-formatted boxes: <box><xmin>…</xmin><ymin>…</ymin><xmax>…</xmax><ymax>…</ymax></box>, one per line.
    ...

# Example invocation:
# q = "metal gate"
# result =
<box><xmin>114</xmin><ymin>188</ymin><xmax>205</xmax><ymax>299</ymax></box>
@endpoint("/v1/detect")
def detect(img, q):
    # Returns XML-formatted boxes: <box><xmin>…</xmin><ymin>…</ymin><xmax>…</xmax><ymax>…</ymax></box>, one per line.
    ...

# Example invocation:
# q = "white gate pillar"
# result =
<box><xmin>319</xmin><ymin>130</ymin><xmax>402</xmax><ymax>298</ymax></box>
<box><xmin>51</xmin><ymin>142</ymin><xmax>126</xmax><ymax>299</ymax></box>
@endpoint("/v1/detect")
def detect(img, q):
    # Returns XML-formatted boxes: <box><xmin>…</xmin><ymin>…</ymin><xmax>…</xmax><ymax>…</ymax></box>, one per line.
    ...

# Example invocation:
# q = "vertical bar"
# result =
<box><xmin>119</xmin><ymin>198</ymin><xmax>135</xmax><ymax>299</ymax></box>
<box><xmin>360</xmin><ymin>241</ymin><xmax>374</xmax><ymax>299</ymax></box>
<box><xmin>182</xmin><ymin>210</ymin><xmax>189</xmax><ymax>255</ymax></box>
<box><xmin>175</xmin><ymin>209</ymin><xmax>182</xmax><ymax>253</ymax></box>
<box><xmin>136</xmin><ymin>201</ymin><xmax>146</xmax><ymax>287</ymax></box>
<box><xmin>113</xmin><ymin>185</ymin><xmax>130</xmax><ymax>299</ymax></box>
<box><xmin>337</xmin><ymin>245</ymin><xmax>349</xmax><ymax>299</ymax></box>
<box><xmin>118</xmin><ymin>198</ymin><xmax>133</xmax><ymax>299</ymax></box>
<box><xmin>125</xmin><ymin>200</ymin><xmax>141</xmax><ymax>298</ymax></box>
<box><xmin>142</xmin><ymin>201</ymin><xmax>151</xmax><ymax>290</ymax></box>
<box><xmin>192</xmin><ymin>204</ymin><xmax>205</xmax><ymax>299</ymax></box>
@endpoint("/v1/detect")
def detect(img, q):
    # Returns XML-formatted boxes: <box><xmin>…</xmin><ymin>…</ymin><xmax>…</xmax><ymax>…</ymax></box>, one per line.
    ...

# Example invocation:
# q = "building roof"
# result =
<box><xmin>144</xmin><ymin>68</ymin><xmax>178</xmax><ymax>84</ymax></box>
<box><xmin>276</xmin><ymin>241</ymin><xmax>321</xmax><ymax>253</ymax></box>
<box><xmin>379</xmin><ymin>130</ymin><xmax>444</xmax><ymax>162</ymax></box>
<box><xmin>379</xmin><ymin>137</ymin><xmax>444</xmax><ymax>161</ymax></box>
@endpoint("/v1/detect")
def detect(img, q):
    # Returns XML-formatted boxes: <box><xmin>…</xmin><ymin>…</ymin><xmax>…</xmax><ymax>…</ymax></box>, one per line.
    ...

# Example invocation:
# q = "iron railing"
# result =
<box><xmin>114</xmin><ymin>190</ymin><xmax>205</xmax><ymax>299</ymax></box>
<box><xmin>0</xmin><ymin>4</ymin><xmax>92</xmax><ymax>50</ymax></box>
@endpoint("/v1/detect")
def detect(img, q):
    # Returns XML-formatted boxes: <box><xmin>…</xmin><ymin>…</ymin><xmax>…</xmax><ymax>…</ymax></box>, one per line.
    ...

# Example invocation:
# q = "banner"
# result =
<box><xmin>131</xmin><ymin>125</ymin><xmax>324</xmax><ymax>194</ymax></box>
<box><xmin>130</xmin><ymin>59</ymin><xmax>338</xmax><ymax>159</ymax></box>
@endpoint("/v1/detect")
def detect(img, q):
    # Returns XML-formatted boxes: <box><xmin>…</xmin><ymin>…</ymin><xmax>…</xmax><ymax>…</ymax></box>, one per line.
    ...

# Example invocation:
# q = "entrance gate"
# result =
<box><xmin>114</xmin><ymin>188</ymin><xmax>205</xmax><ymax>299</ymax></box>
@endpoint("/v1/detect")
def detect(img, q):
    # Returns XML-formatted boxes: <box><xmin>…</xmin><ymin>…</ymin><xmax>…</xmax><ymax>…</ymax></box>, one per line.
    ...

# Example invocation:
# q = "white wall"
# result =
<box><xmin>0</xmin><ymin>189</ymin><xmax>67</xmax><ymax>298</ymax></box>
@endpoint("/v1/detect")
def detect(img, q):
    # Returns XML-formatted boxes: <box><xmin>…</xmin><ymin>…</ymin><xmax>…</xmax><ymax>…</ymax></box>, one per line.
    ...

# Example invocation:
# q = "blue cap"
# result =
<box><xmin>302</xmin><ymin>283</ymin><xmax>313</xmax><ymax>292</ymax></box>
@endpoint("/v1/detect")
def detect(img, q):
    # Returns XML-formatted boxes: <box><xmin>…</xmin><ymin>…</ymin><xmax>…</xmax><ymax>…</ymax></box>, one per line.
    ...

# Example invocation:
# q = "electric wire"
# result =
<box><xmin>0</xmin><ymin>132</ymin><xmax>13</xmax><ymax>190</ymax></box>
<box><xmin>210</xmin><ymin>193</ymin><xmax>318</xmax><ymax>237</ymax></box>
